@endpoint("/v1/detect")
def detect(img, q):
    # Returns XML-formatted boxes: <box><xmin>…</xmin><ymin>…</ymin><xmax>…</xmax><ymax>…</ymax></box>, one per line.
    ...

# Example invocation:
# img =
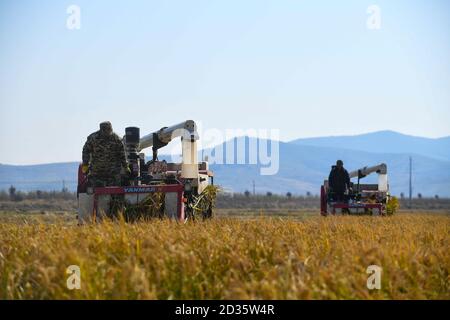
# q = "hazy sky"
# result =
<box><xmin>0</xmin><ymin>0</ymin><xmax>449</xmax><ymax>164</ymax></box>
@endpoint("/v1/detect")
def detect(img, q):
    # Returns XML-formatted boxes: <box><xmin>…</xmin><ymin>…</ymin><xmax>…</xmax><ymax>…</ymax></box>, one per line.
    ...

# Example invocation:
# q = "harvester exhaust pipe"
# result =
<box><xmin>125</xmin><ymin>127</ymin><xmax>141</xmax><ymax>184</ymax></box>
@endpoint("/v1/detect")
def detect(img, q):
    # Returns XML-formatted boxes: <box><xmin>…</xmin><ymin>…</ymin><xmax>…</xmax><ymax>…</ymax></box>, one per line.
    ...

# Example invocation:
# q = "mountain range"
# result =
<box><xmin>1</xmin><ymin>131</ymin><xmax>449</xmax><ymax>197</ymax></box>
<box><xmin>291</xmin><ymin>131</ymin><xmax>450</xmax><ymax>161</ymax></box>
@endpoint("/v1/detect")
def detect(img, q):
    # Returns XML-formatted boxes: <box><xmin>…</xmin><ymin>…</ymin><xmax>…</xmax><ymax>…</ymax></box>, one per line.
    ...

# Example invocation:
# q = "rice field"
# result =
<box><xmin>0</xmin><ymin>212</ymin><xmax>448</xmax><ymax>299</ymax></box>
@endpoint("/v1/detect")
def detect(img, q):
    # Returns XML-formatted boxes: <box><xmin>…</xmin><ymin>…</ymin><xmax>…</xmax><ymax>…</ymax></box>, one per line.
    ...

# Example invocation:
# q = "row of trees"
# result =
<box><xmin>242</xmin><ymin>191</ymin><xmax>441</xmax><ymax>199</ymax></box>
<box><xmin>0</xmin><ymin>185</ymin><xmax>442</xmax><ymax>202</ymax></box>
<box><xmin>399</xmin><ymin>192</ymin><xmax>440</xmax><ymax>199</ymax></box>
<box><xmin>243</xmin><ymin>191</ymin><xmax>316</xmax><ymax>198</ymax></box>
<box><xmin>0</xmin><ymin>185</ymin><xmax>76</xmax><ymax>202</ymax></box>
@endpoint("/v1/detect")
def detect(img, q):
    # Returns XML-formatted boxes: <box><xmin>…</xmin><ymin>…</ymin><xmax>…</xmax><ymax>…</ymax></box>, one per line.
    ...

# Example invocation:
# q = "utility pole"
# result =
<box><xmin>409</xmin><ymin>156</ymin><xmax>412</xmax><ymax>209</ymax></box>
<box><xmin>252</xmin><ymin>180</ymin><xmax>256</xmax><ymax>196</ymax></box>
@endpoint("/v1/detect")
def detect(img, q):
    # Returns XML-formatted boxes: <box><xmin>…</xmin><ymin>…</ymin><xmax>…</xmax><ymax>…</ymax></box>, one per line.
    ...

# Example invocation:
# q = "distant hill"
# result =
<box><xmin>290</xmin><ymin>131</ymin><xmax>450</xmax><ymax>161</ymax></box>
<box><xmin>1</xmin><ymin>131</ymin><xmax>449</xmax><ymax>197</ymax></box>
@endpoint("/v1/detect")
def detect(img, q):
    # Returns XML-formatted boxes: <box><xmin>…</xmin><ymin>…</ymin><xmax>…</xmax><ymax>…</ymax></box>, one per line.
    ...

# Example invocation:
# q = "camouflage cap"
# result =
<box><xmin>99</xmin><ymin>121</ymin><xmax>112</xmax><ymax>133</ymax></box>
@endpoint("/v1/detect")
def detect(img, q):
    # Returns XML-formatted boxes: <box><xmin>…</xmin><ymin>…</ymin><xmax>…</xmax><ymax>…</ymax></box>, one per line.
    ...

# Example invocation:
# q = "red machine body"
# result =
<box><xmin>93</xmin><ymin>184</ymin><xmax>185</xmax><ymax>221</ymax></box>
<box><xmin>320</xmin><ymin>183</ymin><xmax>386</xmax><ymax>216</ymax></box>
<box><xmin>77</xmin><ymin>164</ymin><xmax>213</xmax><ymax>223</ymax></box>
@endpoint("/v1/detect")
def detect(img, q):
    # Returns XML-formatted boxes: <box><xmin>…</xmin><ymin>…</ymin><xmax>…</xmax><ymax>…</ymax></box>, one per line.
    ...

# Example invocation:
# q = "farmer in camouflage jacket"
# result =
<box><xmin>82</xmin><ymin>121</ymin><xmax>128</xmax><ymax>187</ymax></box>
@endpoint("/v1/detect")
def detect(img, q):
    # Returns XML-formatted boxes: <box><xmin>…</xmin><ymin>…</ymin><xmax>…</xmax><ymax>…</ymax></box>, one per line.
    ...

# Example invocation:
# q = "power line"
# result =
<box><xmin>409</xmin><ymin>156</ymin><xmax>412</xmax><ymax>208</ymax></box>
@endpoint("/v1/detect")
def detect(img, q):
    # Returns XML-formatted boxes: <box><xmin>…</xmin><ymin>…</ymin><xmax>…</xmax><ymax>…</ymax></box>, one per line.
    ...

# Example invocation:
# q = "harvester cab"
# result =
<box><xmin>77</xmin><ymin>120</ymin><xmax>215</xmax><ymax>224</ymax></box>
<box><xmin>320</xmin><ymin>163</ymin><xmax>390</xmax><ymax>216</ymax></box>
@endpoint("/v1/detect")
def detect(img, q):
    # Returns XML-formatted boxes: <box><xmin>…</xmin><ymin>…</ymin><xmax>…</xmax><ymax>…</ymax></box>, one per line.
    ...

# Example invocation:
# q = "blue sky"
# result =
<box><xmin>0</xmin><ymin>0</ymin><xmax>449</xmax><ymax>164</ymax></box>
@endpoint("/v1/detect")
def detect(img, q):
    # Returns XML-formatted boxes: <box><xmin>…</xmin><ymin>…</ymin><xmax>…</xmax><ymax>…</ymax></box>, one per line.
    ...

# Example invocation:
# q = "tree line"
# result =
<box><xmin>0</xmin><ymin>185</ymin><xmax>76</xmax><ymax>202</ymax></box>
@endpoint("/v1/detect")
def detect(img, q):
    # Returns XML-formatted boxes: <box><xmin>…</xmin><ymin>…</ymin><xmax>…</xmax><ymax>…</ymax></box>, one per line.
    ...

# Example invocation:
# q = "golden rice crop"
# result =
<box><xmin>0</xmin><ymin>213</ymin><xmax>448</xmax><ymax>299</ymax></box>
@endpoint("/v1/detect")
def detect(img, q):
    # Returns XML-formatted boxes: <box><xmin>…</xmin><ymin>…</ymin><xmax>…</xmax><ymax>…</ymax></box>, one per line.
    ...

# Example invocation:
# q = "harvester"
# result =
<box><xmin>77</xmin><ymin>120</ymin><xmax>214</xmax><ymax>224</ymax></box>
<box><xmin>320</xmin><ymin>163</ymin><xmax>391</xmax><ymax>215</ymax></box>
